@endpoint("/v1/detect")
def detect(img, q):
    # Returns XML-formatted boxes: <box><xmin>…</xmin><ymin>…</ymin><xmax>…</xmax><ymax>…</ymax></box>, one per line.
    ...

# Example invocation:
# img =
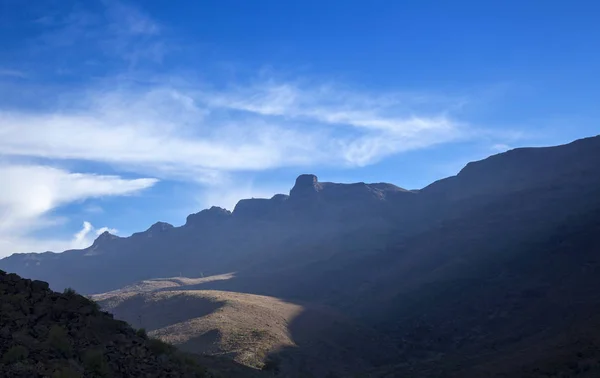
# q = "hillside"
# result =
<box><xmin>0</xmin><ymin>270</ymin><xmax>264</xmax><ymax>378</ymax></box>
<box><xmin>93</xmin><ymin>282</ymin><xmax>399</xmax><ymax>377</ymax></box>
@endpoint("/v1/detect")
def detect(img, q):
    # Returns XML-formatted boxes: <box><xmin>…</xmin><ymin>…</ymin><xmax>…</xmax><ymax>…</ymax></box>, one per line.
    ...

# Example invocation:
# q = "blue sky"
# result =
<box><xmin>0</xmin><ymin>0</ymin><xmax>598</xmax><ymax>256</ymax></box>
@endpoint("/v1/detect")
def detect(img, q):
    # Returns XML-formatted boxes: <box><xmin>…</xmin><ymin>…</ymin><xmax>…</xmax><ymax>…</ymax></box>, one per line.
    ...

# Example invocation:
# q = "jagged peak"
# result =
<box><xmin>93</xmin><ymin>231</ymin><xmax>119</xmax><ymax>245</ymax></box>
<box><xmin>147</xmin><ymin>221</ymin><xmax>174</xmax><ymax>232</ymax></box>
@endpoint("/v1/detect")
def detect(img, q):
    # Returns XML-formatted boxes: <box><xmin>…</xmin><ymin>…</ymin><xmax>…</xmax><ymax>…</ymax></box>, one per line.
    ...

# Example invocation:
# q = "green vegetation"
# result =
<box><xmin>85</xmin><ymin>296</ymin><xmax>102</xmax><ymax>313</ymax></box>
<box><xmin>48</xmin><ymin>325</ymin><xmax>72</xmax><ymax>357</ymax></box>
<box><xmin>83</xmin><ymin>349</ymin><xmax>110</xmax><ymax>377</ymax></box>
<box><xmin>63</xmin><ymin>287</ymin><xmax>77</xmax><ymax>297</ymax></box>
<box><xmin>1</xmin><ymin>345</ymin><xmax>29</xmax><ymax>364</ymax></box>
<box><xmin>136</xmin><ymin>327</ymin><xmax>148</xmax><ymax>339</ymax></box>
<box><xmin>147</xmin><ymin>337</ymin><xmax>176</xmax><ymax>355</ymax></box>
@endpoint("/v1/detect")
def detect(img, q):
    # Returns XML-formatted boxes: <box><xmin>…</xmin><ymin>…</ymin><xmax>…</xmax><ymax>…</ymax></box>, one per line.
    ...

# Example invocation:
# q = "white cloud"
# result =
<box><xmin>0</xmin><ymin>80</ymin><xmax>465</xmax><ymax>179</ymax></box>
<box><xmin>72</xmin><ymin>221</ymin><xmax>94</xmax><ymax>248</ymax></box>
<box><xmin>96</xmin><ymin>226</ymin><xmax>118</xmax><ymax>235</ymax></box>
<box><xmin>0</xmin><ymin>164</ymin><xmax>156</xmax><ymax>257</ymax></box>
<box><xmin>71</xmin><ymin>221</ymin><xmax>119</xmax><ymax>250</ymax></box>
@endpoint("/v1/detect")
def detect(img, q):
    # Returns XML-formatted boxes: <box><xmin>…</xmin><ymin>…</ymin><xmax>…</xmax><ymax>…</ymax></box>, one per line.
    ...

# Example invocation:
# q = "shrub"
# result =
<box><xmin>84</xmin><ymin>296</ymin><xmax>102</xmax><ymax>312</ymax></box>
<box><xmin>136</xmin><ymin>328</ymin><xmax>148</xmax><ymax>339</ymax></box>
<box><xmin>147</xmin><ymin>338</ymin><xmax>176</xmax><ymax>356</ymax></box>
<box><xmin>48</xmin><ymin>325</ymin><xmax>72</xmax><ymax>356</ymax></box>
<box><xmin>63</xmin><ymin>287</ymin><xmax>77</xmax><ymax>297</ymax></box>
<box><xmin>1</xmin><ymin>345</ymin><xmax>29</xmax><ymax>364</ymax></box>
<box><xmin>83</xmin><ymin>349</ymin><xmax>110</xmax><ymax>377</ymax></box>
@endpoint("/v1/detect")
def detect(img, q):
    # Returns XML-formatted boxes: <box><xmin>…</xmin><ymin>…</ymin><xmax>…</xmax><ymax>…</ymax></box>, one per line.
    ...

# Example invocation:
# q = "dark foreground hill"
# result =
<box><xmin>0</xmin><ymin>270</ymin><xmax>263</xmax><ymax>378</ymax></box>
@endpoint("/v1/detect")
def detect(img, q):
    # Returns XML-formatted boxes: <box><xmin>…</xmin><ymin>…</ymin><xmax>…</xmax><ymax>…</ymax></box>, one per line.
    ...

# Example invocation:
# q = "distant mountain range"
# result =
<box><xmin>3</xmin><ymin>135</ymin><xmax>600</xmax><ymax>377</ymax></box>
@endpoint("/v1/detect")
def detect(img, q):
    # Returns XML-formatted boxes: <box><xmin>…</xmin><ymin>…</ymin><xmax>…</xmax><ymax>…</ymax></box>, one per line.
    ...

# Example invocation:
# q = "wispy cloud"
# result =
<box><xmin>0</xmin><ymin>80</ymin><xmax>466</xmax><ymax>177</ymax></box>
<box><xmin>0</xmin><ymin>69</ymin><xmax>27</xmax><ymax>78</ymax></box>
<box><xmin>491</xmin><ymin>143</ymin><xmax>511</xmax><ymax>152</ymax></box>
<box><xmin>0</xmin><ymin>164</ymin><xmax>156</xmax><ymax>256</ymax></box>
<box><xmin>25</xmin><ymin>0</ymin><xmax>167</xmax><ymax>74</ymax></box>
<box><xmin>72</xmin><ymin>221</ymin><xmax>118</xmax><ymax>249</ymax></box>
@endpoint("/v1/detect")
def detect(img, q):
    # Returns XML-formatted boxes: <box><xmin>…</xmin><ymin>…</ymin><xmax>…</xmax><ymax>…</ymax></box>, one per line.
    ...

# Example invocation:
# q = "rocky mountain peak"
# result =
<box><xmin>147</xmin><ymin>221</ymin><xmax>174</xmax><ymax>233</ymax></box>
<box><xmin>92</xmin><ymin>231</ymin><xmax>119</xmax><ymax>246</ymax></box>
<box><xmin>290</xmin><ymin>174</ymin><xmax>321</xmax><ymax>198</ymax></box>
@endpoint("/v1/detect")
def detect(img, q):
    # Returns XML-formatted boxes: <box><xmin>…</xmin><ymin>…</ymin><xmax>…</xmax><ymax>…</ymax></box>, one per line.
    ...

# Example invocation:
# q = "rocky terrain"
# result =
<box><xmin>0</xmin><ymin>270</ymin><xmax>263</xmax><ymax>378</ymax></box>
<box><xmin>2</xmin><ymin>135</ymin><xmax>600</xmax><ymax>377</ymax></box>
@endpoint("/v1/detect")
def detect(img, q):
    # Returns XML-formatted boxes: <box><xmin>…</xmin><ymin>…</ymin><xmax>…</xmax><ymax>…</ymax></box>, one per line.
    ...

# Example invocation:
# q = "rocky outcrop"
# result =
<box><xmin>289</xmin><ymin>174</ymin><xmax>321</xmax><ymax>199</ymax></box>
<box><xmin>131</xmin><ymin>222</ymin><xmax>175</xmax><ymax>239</ymax></box>
<box><xmin>147</xmin><ymin>222</ymin><xmax>174</xmax><ymax>233</ymax></box>
<box><xmin>0</xmin><ymin>270</ymin><xmax>209</xmax><ymax>378</ymax></box>
<box><xmin>185</xmin><ymin>207</ymin><xmax>232</xmax><ymax>227</ymax></box>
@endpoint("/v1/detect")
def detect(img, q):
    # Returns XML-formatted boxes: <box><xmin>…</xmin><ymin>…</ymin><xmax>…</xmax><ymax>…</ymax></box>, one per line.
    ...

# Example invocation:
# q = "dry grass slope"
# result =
<box><xmin>94</xmin><ymin>278</ymin><xmax>399</xmax><ymax>377</ymax></box>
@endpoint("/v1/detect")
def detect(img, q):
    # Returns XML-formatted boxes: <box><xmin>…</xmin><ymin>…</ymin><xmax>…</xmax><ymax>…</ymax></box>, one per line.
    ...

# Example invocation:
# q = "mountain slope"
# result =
<box><xmin>92</xmin><ymin>283</ymin><xmax>399</xmax><ymax>377</ymax></box>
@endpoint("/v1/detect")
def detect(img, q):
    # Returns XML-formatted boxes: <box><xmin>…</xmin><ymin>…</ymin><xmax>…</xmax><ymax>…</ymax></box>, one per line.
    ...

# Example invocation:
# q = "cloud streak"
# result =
<box><xmin>0</xmin><ymin>164</ymin><xmax>156</xmax><ymax>257</ymax></box>
<box><xmin>0</xmin><ymin>80</ymin><xmax>465</xmax><ymax>178</ymax></box>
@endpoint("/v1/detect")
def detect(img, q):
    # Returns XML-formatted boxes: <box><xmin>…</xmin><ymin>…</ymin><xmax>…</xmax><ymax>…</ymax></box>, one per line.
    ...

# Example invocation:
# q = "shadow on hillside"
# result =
<box><xmin>99</xmin><ymin>292</ymin><xmax>226</xmax><ymax>331</ymax></box>
<box><xmin>258</xmin><ymin>302</ymin><xmax>400</xmax><ymax>378</ymax></box>
<box><xmin>148</xmin><ymin>274</ymin><xmax>399</xmax><ymax>377</ymax></box>
<box><xmin>178</xmin><ymin>329</ymin><xmax>222</xmax><ymax>355</ymax></box>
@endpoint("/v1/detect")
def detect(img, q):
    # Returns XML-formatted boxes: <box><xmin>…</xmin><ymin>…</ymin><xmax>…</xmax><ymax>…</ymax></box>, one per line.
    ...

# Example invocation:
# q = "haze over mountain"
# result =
<box><xmin>3</xmin><ymin>135</ymin><xmax>600</xmax><ymax>377</ymax></box>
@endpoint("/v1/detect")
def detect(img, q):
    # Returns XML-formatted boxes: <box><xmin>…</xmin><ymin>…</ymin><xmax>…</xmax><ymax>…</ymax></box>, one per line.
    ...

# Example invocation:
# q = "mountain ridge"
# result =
<box><xmin>2</xmin><ymin>135</ymin><xmax>599</xmax><ymax>295</ymax></box>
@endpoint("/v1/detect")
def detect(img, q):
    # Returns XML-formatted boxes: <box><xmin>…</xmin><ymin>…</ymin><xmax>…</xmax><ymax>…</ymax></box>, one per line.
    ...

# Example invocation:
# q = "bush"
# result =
<box><xmin>48</xmin><ymin>325</ymin><xmax>72</xmax><ymax>356</ymax></box>
<box><xmin>147</xmin><ymin>338</ymin><xmax>176</xmax><ymax>356</ymax></box>
<box><xmin>63</xmin><ymin>287</ymin><xmax>77</xmax><ymax>297</ymax></box>
<box><xmin>136</xmin><ymin>328</ymin><xmax>148</xmax><ymax>339</ymax></box>
<box><xmin>82</xmin><ymin>296</ymin><xmax>102</xmax><ymax>313</ymax></box>
<box><xmin>83</xmin><ymin>349</ymin><xmax>110</xmax><ymax>377</ymax></box>
<box><xmin>1</xmin><ymin>345</ymin><xmax>29</xmax><ymax>364</ymax></box>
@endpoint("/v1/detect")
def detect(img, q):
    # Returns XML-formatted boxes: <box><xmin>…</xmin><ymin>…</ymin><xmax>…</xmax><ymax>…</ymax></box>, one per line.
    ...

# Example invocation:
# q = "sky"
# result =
<box><xmin>0</xmin><ymin>0</ymin><xmax>599</xmax><ymax>257</ymax></box>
